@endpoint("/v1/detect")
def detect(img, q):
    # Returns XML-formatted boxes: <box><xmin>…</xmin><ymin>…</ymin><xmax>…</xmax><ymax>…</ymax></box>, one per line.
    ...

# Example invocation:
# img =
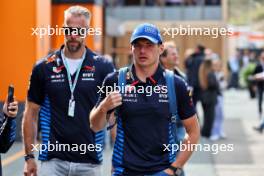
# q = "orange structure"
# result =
<box><xmin>0</xmin><ymin>0</ymin><xmax>103</xmax><ymax>102</ymax></box>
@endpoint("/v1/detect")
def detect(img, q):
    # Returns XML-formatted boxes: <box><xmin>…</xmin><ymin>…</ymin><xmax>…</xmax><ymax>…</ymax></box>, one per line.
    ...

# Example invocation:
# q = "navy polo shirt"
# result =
<box><xmin>97</xmin><ymin>65</ymin><xmax>196</xmax><ymax>175</ymax></box>
<box><xmin>27</xmin><ymin>45</ymin><xmax>114</xmax><ymax>164</ymax></box>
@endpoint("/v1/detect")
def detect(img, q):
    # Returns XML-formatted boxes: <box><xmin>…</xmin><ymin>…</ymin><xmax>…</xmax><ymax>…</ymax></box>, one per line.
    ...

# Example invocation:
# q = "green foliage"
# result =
<box><xmin>228</xmin><ymin>0</ymin><xmax>264</xmax><ymax>25</ymax></box>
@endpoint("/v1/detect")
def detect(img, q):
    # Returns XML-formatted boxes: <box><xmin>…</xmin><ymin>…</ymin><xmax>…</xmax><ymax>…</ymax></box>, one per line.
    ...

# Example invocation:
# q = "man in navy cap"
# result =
<box><xmin>90</xmin><ymin>23</ymin><xmax>200</xmax><ymax>176</ymax></box>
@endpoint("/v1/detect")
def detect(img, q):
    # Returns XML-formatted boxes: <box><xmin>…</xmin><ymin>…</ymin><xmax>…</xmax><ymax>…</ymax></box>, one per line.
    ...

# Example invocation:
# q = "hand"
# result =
<box><xmin>163</xmin><ymin>168</ymin><xmax>174</xmax><ymax>176</ymax></box>
<box><xmin>3</xmin><ymin>99</ymin><xmax>18</xmax><ymax>118</ymax></box>
<box><xmin>24</xmin><ymin>158</ymin><xmax>37</xmax><ymax>176</ymax></box>
<box><xmin>101</xmin><ymin>91</ymin><xmax>122</xmax><ymax>112</ymax></box>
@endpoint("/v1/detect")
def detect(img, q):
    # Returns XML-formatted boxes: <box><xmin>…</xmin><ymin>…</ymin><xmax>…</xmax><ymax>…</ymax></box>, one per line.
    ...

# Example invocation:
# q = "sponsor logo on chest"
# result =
<box><xmin>81</xmin><ymin>72</ymin><xmax>95</xmax><ymax>81</ymax></box>
<box><xmin>50</xmin><ymin>73</ymin><xmax>65</xmax><ymax>83</ymax></box>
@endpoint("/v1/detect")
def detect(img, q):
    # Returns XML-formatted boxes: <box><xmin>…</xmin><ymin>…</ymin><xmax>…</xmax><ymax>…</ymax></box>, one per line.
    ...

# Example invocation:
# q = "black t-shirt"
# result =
<box><xmin>28</xmin><ymin>46</ymin><xmax>114</xmax><ymax>163</ymax></box>
<box><xmin>97</xmin><ymin>65</ymin><xmax>196</xmax><ymax>175</ymax></box>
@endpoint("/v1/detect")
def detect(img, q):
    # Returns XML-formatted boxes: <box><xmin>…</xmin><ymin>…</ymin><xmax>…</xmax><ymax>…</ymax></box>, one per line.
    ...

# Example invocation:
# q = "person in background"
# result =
<box><xmin>248</xmin><ymin>70</ymin><xmax>264</xmax><ymax>133</ymax></box>
<box><xmin>199</xmin><ymin>58</ymin><xmax>219</xmax><ymax>138</ymax></box>
<box><xmin>227</xmin><ymin>50</ymin><xmax>240</xmax><ymax>89</ymax></box>
<box><xmin>210</xmin><ymin>59</ymin><xmax>226</xmax><ymax>141</ymax></box>
<box><xmin>160</xmin><ymin>41</ymin><xmax>186</xmax><ymax>79</ymax></box>
<box><xmin>185</xmin><ymin>44</ymin><xmax>205</xmax><ymax>107</ymax></box>
<box><xmin>166</xmin><ymin>0</ymin><xmax>184</xmax><ymax>6</ymax></box>
<box><xmin>249</xmin><ymin>51</ymin><xmax>264</xmax><ymax>133</ymax></box>
<box><xmin>240</xmin><ymin>52</ymin><xmax>257</xmax><ymax>98</ymax></box>
<box><xmin>241</xmin><ymin>49</ymin><xmax>250</xmax><ymax>69</ymax></box>
<box><xmin>252</xmin><ymin>51</ymin><xmax>264</xmax><ymax>120</ymax></box>
<box><xmin>205</xmin><ymin>48</ymin><xmax>219</xmax><ymax>61</ymax></box>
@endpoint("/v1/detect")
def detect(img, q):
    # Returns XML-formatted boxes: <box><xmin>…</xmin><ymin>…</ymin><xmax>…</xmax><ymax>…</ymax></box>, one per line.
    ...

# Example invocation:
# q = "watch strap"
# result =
<box><xmin>24</xmin><ymin>154</ymin><xmax>35</xmax><ymax>161</ymax></box>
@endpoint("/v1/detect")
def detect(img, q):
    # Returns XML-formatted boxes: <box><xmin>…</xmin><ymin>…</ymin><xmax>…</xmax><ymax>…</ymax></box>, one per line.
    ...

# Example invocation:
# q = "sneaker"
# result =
<box><xmin>220</xmin><ymin>133</ymin><xmax>227</xmax><ymax>139</ymax></box>
<box><xmin>209</xmin><ymin>135</ymin><xmax>220</xmax><ymax>141</ymax></box>
<box><xmin>253</xmin><ymin>126</ymin><xmax>263</xmax><ymax>133</ymax></box>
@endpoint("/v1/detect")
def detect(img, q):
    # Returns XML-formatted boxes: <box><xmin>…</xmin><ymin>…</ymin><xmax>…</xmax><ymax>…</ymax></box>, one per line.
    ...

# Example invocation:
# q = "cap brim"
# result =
<box><xmin>130</xmin><ymin>35</ymin><xmax>159</xmax><ymax>44</ymax></box>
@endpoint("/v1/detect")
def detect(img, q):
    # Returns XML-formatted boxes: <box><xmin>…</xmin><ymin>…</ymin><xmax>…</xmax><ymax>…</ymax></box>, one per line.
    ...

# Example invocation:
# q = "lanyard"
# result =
<box><xmin>61</xmin><ymin>50</ymin><xmax>86</xmax><ymax>100</ymax></box>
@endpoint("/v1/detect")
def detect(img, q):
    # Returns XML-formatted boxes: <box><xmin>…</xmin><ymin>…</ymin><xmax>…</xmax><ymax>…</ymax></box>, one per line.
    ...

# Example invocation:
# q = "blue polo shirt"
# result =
<box><xmin>27</xmin><ymin>45</ymin><xmax>114</xmax><ymax>164</ymax></box>
<box><xmin>97</xmin><ymin>65</ymin><xmax>196</xmax><ymax>175</ymax></box>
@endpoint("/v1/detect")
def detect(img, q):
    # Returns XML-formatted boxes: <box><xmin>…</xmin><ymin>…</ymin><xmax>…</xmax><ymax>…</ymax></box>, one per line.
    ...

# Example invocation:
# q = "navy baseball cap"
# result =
<box><xmin>130</xmin><ymin>23</ymin><xmax>163</xmax><ymax>44</ymax></box>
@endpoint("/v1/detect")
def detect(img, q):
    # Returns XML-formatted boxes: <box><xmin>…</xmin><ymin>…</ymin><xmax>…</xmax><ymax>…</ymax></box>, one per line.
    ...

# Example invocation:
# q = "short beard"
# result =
<box><xmin>66</xmin><ymin>41</ymin><xmax>82</xmax><ymax>53</ymax></box>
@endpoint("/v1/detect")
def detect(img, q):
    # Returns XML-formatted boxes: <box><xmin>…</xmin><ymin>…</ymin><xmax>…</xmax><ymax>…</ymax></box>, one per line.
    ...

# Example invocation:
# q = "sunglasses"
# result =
<box><xmin>62</xmin><ymin>27</ymin><xmax>88</xmax><ymax>36</ymax></box>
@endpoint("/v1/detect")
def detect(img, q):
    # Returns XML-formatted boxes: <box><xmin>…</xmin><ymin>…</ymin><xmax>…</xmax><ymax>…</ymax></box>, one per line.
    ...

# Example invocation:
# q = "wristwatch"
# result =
<box><xmin>24</xmin><ymin>154</ymin><xmax>35</xmax><ymax>161</ymax></box>
<box><xmin>168</xmin><ymin>165</ymin><xmax>183</xmax><ymax>176</ymax></box>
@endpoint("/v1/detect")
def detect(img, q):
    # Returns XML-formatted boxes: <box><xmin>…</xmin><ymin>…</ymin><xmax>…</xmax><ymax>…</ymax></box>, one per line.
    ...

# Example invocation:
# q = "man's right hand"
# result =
<box><xmin>3</xmin><ymin>100</ymin><xmax>18</xmax><ymax>118</ymax></box>
<box><xmin>90</xmin><ymin>91</ymin><xmax>122</xmax><ymax>132</ymax></box>
<box><xmin>24</xmin><ymin>159</ymin><xmax>37</xmax><ymax>176</ymax></box>
<box><xmin>100</xmin><ymin>91</ymin><xmax>122</xmax><ymax>112</ymax></box>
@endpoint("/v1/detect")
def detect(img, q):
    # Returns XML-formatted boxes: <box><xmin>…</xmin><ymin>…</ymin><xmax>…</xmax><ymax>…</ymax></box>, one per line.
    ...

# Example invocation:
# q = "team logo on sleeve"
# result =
<box><xmin>46</xmin><ymin>54</ymin><xmax>57</xmax><ymax>64</ymax></box>
<box><xmin>187</xmin><ymin>86</ymin><xmax>193</xmax><ymax>97</ymax></box>
<box><xmin>53</xmin><ymin>65</ymin><xmax>64</xmax><ymax>73</ymax></box>
<box><xmin>187</xmin><ymin>87</ymin><xmax>194</xmax><ymax>106</ymax></box>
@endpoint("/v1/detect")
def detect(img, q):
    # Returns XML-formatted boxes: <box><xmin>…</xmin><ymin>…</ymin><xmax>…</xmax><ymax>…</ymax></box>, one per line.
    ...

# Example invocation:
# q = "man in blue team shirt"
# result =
<box><xmin>22</xmin><ymin>6</ymin><xmax>114</xmax><ymax>176</ymax></box>
<box><xmin>90</xmin><ymin>23</ymin><xmax>200</xmax><ymax>176</ymax></box>
<box><xmin>0</xmin><ymin>97</ymin><xmax>18</xmax><ymax>176</ymax></box>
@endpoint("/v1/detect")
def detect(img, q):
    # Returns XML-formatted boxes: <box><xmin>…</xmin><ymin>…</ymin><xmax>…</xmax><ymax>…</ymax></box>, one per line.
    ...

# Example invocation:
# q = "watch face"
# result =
<box><xmin>175</xmin><ymin>168</ymin><xmax>183</xmax><ymax>176</ymax></box>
